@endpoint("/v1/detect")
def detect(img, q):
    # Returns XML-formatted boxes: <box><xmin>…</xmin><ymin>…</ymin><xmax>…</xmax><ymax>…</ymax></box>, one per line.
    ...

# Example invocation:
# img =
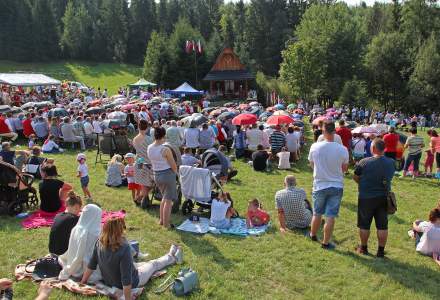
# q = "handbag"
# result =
<box><xmin>25</xmin><ymin>256</ymin><xmax>62</xmax><ymax>280</ymax></box>
<box><xmin>387</xmin><ymin>191</ymin><xmax>397</xmax><ymax>215</ymax></box>
<box><xmin>154</xmin><ymin>268</ymin><xmax>199</xmax><ymax>296</ymax></box>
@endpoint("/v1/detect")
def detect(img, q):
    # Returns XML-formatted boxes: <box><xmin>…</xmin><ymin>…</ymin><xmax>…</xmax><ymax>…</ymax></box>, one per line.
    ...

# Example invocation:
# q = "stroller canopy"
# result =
<box><xmin>201</xmin><ymin>149</ymin><xmax>229</xmax><ymax>178</ymax></box>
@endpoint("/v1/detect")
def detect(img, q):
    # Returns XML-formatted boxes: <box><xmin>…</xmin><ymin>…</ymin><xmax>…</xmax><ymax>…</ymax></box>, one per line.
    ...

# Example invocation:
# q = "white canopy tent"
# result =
<box><xmin>0</xmin><ymin>73</ymin><xmax>61</xmax><ymax>86</ymax></box>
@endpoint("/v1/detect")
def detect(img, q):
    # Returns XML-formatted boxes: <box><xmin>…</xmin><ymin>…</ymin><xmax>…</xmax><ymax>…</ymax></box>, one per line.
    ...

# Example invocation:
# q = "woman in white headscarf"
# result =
<box><xmin>58</xmin><ymin>204</ymin><xmax>102</xmax><ymax>283</ymax></box>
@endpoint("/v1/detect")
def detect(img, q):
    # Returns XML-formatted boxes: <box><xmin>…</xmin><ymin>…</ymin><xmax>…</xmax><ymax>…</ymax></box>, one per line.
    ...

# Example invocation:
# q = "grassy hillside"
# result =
<box><xmin>0</xmin><ymin>61</ymin><xmax>142</xmax><ymax>95</ymax></box>
<box><xmin>0</xmin><ymin>125</ymin><xmax>439</xmax><ymax>299</ymax></box>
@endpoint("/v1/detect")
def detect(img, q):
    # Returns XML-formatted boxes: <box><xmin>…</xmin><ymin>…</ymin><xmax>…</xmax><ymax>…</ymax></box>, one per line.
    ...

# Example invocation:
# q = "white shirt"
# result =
<box><xmin>184</xmin><ymin>128</ymin><xmax>200</xmax><ymax>148</ymax></box>
<box><xmin>416</xmin><ymin>222</ymin><xmax>440</xmax><ymax>255</ymax></box>
<box><xmin>317</xmin><ymin>134</ymin><xmax>342</xmax><ymax>145</ymax></box>
<box><xmin>92</xmin><ymin>121</ymin><xmax>102</xmax><ymax>134</ymax></box>
<box><xmin>84</xmin><ymin>122</ymin><xmax>94</xmax><ymax>135</ymax></box>
<box><xmin>352</xmin><ymin>138</ymin><xmax>366</xmax><ymax>155</ymax></box>
<box><xmin>202</xmin><ymin>100</ymin><xmax>209</xmax><ymax>108</ymax></box>
<box><xmin>78</xmin><ymin>163</ymin><xmax>89</xmax><ymax>177</ymax></box>
<box><xmin>308</xmin><ymin>141</ymin><xmax>349</xmax><ymax>191</ymax></box>
<box><xmin>246</xmin><ymin>129</ymin><xmax>262</xmax><ymax>151</ymax></box>
<box><xmin>277</xmin><ymin>151</ymin><xmax>291</xmax><ymax>169</ymax></box>
<box><xmin>286</xmin><ymin>133</ymin><xmax>300</xmax><ymax>152</ymax></box>
<box><xmin>124</xmin><ymin>164</ymin><xmax>135</xmax><ymax>183</ymax></box>
<box><xmin>210</xmin><ymin>199</ymin><xmax>231</xmax><ymax>222</ymax></box>
<box><xmin>42</xmin><ymin>140</ymin><xmax>59</xmax><ymax>152</ymax></box>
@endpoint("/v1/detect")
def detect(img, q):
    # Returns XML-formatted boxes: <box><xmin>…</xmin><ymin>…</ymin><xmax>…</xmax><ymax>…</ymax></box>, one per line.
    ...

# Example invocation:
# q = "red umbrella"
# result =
<box><xmin>90</xmin><ymin>99</ymin><xmax>102</xmax><ymax>107</ymax></box>
<box><xmin>266</xmin><ymin>115</ymin><xmax>294</xmax><ymax>126</ymax></box>
<box><xmin>232</xmin><ymin>113</ymin><xmax>257</xmax><ymax>126</ymax></box>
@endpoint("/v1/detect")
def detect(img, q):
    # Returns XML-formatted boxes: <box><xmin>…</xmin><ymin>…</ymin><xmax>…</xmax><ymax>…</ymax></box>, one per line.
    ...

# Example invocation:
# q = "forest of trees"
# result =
<box><xmin>0</xmin><ymin>0</ymin><xmax>439</xmax><ymax>111</ymax></box>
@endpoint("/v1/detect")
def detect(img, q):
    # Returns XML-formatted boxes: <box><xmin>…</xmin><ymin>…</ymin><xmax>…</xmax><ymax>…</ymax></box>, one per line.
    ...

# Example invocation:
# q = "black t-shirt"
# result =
<box><xmin>313</xmin><ymin>129</ymin><xmax>322</xmax><ymax>142</ymax></box>
<box><xmin>48</xmin><ymin>212</ymin><xmax>79</xmax><ymax>255</ymax></box>
<box><xmin>252</xmin><ymin>151</ymin><xmax>269</xmax><ymax>171</ymax></box>
<box><xmin>39</xmin><ymin>179</ymin><xmax>64</xmax><ymax>213</ymax></box>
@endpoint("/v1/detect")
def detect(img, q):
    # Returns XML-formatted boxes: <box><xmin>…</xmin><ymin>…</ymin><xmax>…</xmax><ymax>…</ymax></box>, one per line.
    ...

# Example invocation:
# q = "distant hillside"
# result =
<box><xmin>0</xmin><ymin>61</ymin><xmax>142</xmax><ymax>95</ymax></box>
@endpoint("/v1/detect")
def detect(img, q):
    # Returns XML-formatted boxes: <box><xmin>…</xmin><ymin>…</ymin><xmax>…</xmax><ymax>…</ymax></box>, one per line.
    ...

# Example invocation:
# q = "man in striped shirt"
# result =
<box><xmin>403</xmin><ymin>127</ymin><xmax>425</xmax><ymax>177</ymax></box>
<box><xmin>270</xmin><ymin>125</ymin><xmax>286</xmax><ymax>155</ymax></box>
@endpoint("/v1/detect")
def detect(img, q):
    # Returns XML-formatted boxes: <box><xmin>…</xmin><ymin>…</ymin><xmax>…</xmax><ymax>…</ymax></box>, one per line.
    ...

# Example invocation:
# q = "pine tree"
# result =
<box><xmin>127</xmin><ymin>0</ymin><xmax>156</xmax><ymax>64</ymax></box>
<box><xmin>157</xmin><ymin>0</ymin><xmax>169</xmax><ymax>34</ymax></box>
<box><xmin>31</xmin><ymin>0</ymin><xmax>60</xmax><ymax>61</ymax></box>
<box><xmin>143</xmin><ymin>31</ymin><xmax>171</xmax><ymax>86</ymax></box>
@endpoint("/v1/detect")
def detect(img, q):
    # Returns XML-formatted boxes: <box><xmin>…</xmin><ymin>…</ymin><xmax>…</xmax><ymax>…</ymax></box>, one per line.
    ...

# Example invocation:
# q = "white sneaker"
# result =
<box><xmin>174</xmin><ymin>246</ymin><xmax>183</xmax><ymax>264</ymax></box>
<box><xmin>169</xmin><ymin>244</ymin><xmax>178</xmax><ymax>256</ymax></box>
<box><xmin>137</xmin><ymin>252</ymin><xmax>150</xmax><ymax>260</ymax></box>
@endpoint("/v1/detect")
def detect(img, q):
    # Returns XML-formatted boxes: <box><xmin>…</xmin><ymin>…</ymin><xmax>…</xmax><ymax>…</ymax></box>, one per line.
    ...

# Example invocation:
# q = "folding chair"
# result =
<box><xmin>95</xmin><ymin>133</ymin><xmax>116</xmax><ymax>165</ymax></box>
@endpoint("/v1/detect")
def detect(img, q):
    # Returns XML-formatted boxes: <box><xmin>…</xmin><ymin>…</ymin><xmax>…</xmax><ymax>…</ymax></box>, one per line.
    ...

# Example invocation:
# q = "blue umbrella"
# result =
<box><xmin>274</xmin><ymin>104</ymin><xmax>285</xmax><ymax>110</ymax></box>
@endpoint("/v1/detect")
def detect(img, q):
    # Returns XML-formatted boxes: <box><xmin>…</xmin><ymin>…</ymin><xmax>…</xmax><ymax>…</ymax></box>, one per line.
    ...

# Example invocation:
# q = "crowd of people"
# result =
<box><xmin>0</xmin><ymin>83</ymin><xmax>440</xmax><ymax>299</ymax></box>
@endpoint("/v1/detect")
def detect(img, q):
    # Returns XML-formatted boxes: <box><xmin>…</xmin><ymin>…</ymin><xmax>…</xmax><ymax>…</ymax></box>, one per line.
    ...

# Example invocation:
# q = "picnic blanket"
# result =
<box><xmin>15</xmin><ymin>260</ymin><xmax>165</xmax><ymax>299</ymax></box>
<box><xmin>21</xmin><ymin>209</ymin><xmax>126</xmax><ymax>230</ymax></box>
<box><xmin>177</xmin><ymin>217</ymin><xmax>270</xmax><ymax>237</ymax></box>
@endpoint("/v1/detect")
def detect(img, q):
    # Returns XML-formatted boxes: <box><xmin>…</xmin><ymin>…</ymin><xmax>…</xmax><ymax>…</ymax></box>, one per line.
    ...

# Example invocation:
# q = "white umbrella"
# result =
<box><xmin>370</xmin><ymin>123</ymin><xmax>388</xmax><ymax>134</ymax></box>
<box><xmin>352</xmin><ymin>126</ymin><xmax>378</xmax><ymax>134</ymax></box>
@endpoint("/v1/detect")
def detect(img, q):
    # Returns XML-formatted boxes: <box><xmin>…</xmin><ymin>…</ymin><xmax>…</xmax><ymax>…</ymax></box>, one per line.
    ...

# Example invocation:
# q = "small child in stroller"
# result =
<box><xmin>210</xmin><ymin>192</ymin><xmax>237</xmax><ymax>229</ymax></box>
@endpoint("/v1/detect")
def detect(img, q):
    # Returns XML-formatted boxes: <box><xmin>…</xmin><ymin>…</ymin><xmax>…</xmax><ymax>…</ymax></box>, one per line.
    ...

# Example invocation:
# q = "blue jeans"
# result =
<box><xmin>312</xmin><ymin>187</ymin><xmax>343</xmax><ymax>218</ymax></box>
<box><xmin>404</xmin><ymin>152</ymin><xmax>422</xmax><ymax>172</ymax></box>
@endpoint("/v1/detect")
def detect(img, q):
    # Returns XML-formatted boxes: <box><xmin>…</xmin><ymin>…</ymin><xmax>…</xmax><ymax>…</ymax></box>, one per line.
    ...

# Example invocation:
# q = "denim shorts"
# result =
<box><xmin>312</xmin><ymin>187</ymin><xmax>343</xmax><ymax>218</ymax></box>
<box><xmin>80</xmin><ymin>175</ymin><xmax>89</xmax><ymax>188</ymax></box>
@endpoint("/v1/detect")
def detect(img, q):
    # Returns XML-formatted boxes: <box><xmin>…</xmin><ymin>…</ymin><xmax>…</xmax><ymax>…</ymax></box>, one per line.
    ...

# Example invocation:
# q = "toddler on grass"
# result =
<box><xmin>76</xmin><ymin>153</ymin><xmax>92</xmax><ymax>201</ymax></box>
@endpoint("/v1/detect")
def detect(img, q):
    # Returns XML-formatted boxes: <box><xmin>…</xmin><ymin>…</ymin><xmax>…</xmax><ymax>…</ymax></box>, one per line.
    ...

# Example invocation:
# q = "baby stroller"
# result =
<box><xmin>0</xmin><ymin>161</ymin><xmax>39</xmax><ymax>216</ymax></box>
<box><xmin>142</xmin><ymin>143</ymin><xmax>183</xmax><ymax>213</ymax></box>
<box><xmin>179</xmin><ymin>149</ymin><xmax>226</xmax><ymax>215</ymax></box>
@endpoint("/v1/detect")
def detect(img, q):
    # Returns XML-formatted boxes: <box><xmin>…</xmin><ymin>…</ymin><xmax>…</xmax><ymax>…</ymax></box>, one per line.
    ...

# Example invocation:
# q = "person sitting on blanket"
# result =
<box><xmin>39</xmin><ymin>163</ymin><xmax>73</xmax><ymax>213</ymax></box>
<box><xmin>410</xmin><ymin>207</ymin><xmax>440</xmax><ymax>264</ymax></box>
<box><xmin>246</xmin><ymin>198</ymin><xmax>270</xmax><ymax>228</ymax></box>
<box><xmin>49</xmin><ymin>191</ymin><xmax>83</xmax><ymax>256</ymax></box>
<box><xmin>210</xmin><ymin>192</ymin><xmax>237</xmax><ymax>229</ymax></box>
<box><xmin>81</xmin><ymin>217</ymin><xmax>183</xmax><ymax>300</ymax></box>
<box><xmin>58</xmin><ymin>204</ymin><xmax>103</xmax><ymax>283</ymax></box>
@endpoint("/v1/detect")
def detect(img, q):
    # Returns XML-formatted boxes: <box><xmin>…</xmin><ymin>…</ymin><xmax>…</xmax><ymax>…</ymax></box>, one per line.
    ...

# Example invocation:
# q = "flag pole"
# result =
<box><xmin>194</xmin><ymin>48</ymin><xmax>198</xmax><ymax>89</ymax></box>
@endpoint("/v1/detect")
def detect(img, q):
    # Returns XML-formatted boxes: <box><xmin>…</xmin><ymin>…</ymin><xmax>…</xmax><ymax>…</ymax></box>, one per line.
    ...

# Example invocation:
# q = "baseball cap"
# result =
<box><xmin>125</xmin><ymin>153</ymin><xmax>135</xmax><ymax>159</ymax></box>
<box><xmin>76</xmin><ymin>153</ymin><xmax>86</xmax><ymax>161</ymax></box>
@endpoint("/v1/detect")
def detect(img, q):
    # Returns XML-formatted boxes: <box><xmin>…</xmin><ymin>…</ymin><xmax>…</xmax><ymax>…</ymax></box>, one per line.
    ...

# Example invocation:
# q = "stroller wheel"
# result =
<box><xmin>182</xmin><ymin>200</ymin><xmax>194</xmax><ymax>215</ymax></box>
<box><xmin>172</xmin><ymin>188</ymin><xmax>182</xmax><ymax>214</ymax></box>
<box><xmin>28</xmin><ymin>193</ymin><xmax>39</xmax><ymax>208</ymax></box>
<box><xmin>8</xmin><ymin>201</ymin><xmax>24</xmax><ymax>216</ymax></box>
<box><xmin>141</xmin><ymin>195</ymin><xmax>152</xmax><ymax>210</ymax></box>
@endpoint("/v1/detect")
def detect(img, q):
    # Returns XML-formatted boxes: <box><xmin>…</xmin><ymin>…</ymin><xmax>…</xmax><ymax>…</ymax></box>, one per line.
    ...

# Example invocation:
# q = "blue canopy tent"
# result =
<box><xmin>164</xmin><ymin>82</ymin><xmax>204</xmax><ymax>98</ymax></box>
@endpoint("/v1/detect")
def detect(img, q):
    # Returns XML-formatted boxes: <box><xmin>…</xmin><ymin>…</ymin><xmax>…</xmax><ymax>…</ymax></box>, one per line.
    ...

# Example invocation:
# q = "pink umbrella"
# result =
<box><xmin>312</xmin><ymin>116</ymin><xmax>330</xmax><ymax>125</ymax></box>
<box><xmin>122</xmin><ymin>104</ymin><xmax>137</xmax><ymax>111</ymax></box>
<box><xmin>232</xmin><ymin>113</ymin><xmax>257</xmax><ymax>126</ymax></box>
<box><xmin>326</xmin><ymin>111</ymin><xmax>339</xmax><ymax>117</ymax></box>
<box><xmin>326</xmin><ymin>108</ymin><xmax>336</xmax><ymax>112</ymax></box>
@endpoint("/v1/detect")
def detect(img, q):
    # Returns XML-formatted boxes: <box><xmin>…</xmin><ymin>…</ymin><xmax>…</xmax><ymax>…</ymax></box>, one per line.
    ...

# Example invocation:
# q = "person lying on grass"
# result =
<box><xmin>411</xmin><ymin>207</ymin><xmax>440</xmax><ymax>265</ymax></box>
<box><xmin>246</xmin><ymin>198</ymin><xmax>270</xmax><ymax>228</ymax></box>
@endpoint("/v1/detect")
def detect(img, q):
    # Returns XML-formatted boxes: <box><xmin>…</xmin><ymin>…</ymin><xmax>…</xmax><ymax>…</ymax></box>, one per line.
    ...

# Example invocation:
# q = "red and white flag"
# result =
<box><xmin>197</xmin><ymin>40</ymin><xmax>202</xmax><ymax>54</ymax></box>
<box><xmin>185</xmin><ymin>40</ymin><xmax>193</xmax><ymax>54</ymax></box>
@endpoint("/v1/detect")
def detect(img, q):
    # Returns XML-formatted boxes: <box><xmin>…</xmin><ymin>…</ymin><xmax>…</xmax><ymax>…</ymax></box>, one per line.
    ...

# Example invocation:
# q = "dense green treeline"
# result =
<box><xmin>0</xmin><ymin>0</ymin><xmax>439</xmax><ymax>111</ymax></box>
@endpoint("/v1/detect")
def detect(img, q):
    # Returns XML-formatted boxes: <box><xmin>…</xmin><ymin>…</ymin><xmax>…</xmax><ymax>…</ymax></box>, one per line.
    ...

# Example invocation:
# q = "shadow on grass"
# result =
<box><xmin>176</xmin><ymin>231</ymin><xmax>235</xmax><ymax>270</ymax></box>
<box><xmin>334</xmin><ymin>249</ymin><xmax>440</xmax><ymax>299</ymax></box>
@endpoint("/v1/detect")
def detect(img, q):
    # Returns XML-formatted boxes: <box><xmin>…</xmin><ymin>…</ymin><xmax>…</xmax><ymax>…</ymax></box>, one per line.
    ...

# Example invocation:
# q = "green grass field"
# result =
<box><xmin>0</xmin><ymin>60</ymin><xmax>142</xmax><ymax>95</ymax></box>
<box><xmin>0</xmin><ymin>124</ymin><xmax>439</xmax><ymax>300</ymax></box>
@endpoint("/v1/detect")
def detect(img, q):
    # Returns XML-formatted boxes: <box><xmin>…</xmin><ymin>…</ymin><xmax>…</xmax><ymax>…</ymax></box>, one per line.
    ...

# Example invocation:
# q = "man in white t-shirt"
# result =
<box><xmin>308</xmin><ymin>121</ymin><xmax>349</xmax><ymax>250</ymax></box>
